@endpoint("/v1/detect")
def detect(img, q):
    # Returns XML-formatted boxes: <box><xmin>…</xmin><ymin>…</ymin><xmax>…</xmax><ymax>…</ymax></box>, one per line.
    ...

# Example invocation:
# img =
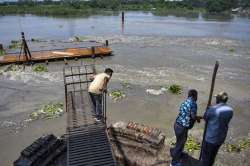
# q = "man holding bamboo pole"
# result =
<box><xmin>200</xmin><ymin>92</ymin><xmax>233</xmax><ymax>166</ymax></box>
<box><xmin>199</xmin><ymin>61</ymin><xmax>234</xmax><ymax>166</ymax></box>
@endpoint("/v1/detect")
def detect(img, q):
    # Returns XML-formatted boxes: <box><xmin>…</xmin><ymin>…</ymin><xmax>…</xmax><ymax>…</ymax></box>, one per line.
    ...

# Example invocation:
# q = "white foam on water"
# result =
<box><xmin>1</xmin><ymin>71</ymin><xmax>63</xmax><ymax>85</ymax></box>
<box><xmin>97</xmin><ymin>64</ymin><xmax>182</xmax><ymax>86</ymax></box>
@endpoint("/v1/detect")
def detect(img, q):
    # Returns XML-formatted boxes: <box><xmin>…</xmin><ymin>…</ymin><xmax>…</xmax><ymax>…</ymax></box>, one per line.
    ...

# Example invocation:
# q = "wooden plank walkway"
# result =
<box><xmin>0</xmin><ymin>47</ymin><xmax>112</xmax><ymax>64</ymax></box>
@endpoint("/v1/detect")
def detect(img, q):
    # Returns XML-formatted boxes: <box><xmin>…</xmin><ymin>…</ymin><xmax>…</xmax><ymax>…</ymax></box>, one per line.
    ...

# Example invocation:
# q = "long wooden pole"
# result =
<box><xmin>199</xmin><ymin>61</ymin><xmax>219</xmax><ymax>160</ymax></box>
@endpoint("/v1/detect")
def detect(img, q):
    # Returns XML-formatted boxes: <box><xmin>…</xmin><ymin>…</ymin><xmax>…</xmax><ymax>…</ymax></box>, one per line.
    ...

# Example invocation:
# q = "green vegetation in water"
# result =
<box><xmin>229</xmin><ymin>48</ymin><xmax>235</xmax><ymax>52</ymax></box>
<box><xmin>29</xmin><ymin>102</ymin><xmax>64</xmax><ymax>120</ymax></box>
<box><xmin>8</xmin><ymin>40</ymin><xmax>21</xmax><ymax>50</ymax></box>
<box><xmin>6</xmin><ymin>65</ymin><xmax>21</xmax><ymax>72</ymax></box>
<box><xmin>0</xmin><ymin>50</ymin><xmax>5</xmax><ymax>56</ymax></box>
<box><xmin>167</xmin><ymin>84</ymin><xmax>182</xmax><ymax>94</ymax></box>
<box><xmin>33</xmin><ymin>64</ymin><xmax>48</xmax><ymax>72</ymax></box>
<box><xmin>121</xmin><ymin>81</ymin><xmax>131</xmax><ymax>89</ymax></box>
<box><xmin>185</xmin><ymin>137</ymin><xmax>201</xmax><ymax>153</ymax></box>
<box><xmin>225</xmin><ymin>138</ymin><xmax>250</xmax><ymax>153</ymax></box>
<box><xmin>169</xmin><ymin>136</ymin><xmax>201</xmax><ymax>153</ymax></box>
<box><xmin>31</xmin><ymin>38</ymin><xmax>41</xmax><ymax>42</ymax></box>
<box><xmin>109</xmin><ymin>90</ymin><xmax>126</xmax><ymax>101</ymax></box>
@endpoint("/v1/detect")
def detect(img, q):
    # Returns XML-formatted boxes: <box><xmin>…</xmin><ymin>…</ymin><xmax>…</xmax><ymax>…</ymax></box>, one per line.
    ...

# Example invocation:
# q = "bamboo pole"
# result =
<box><xmin>199</xmin><ymin>61</ymin><xmax>219</xmax><ymax>160</ymax></box>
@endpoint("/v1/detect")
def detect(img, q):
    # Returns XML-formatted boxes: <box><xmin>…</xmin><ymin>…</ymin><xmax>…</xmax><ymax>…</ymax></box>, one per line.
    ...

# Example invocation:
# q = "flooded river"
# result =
<box><xmin>0</xmin><ymin>12</ymin><xmax>250</xmax><ymax>166</ymax></box>
<box><xmin>1</xmin><ymin>12</ymin><xmax>250</xmax><ymax>44</ymax></box>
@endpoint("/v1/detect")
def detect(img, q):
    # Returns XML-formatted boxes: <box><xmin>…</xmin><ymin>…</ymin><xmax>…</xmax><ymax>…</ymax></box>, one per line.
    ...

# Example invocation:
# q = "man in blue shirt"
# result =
<box><xmin>201</xmin><ymin>92</ymin><xmax>233</xmax><ymax>166</ymax></box>
<box><xmin>170</xmin><ymin>89</ymin><xmax>202</xmax><ymax>166</ymax></box>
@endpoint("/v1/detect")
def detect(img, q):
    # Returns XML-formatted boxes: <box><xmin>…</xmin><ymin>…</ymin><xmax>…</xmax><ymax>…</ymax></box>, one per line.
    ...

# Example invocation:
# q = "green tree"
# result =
<box><xmin>205</xmin><ymin>0</ymin><xmax>237</xmax><ymax>13</ymax></box>
<box><xmin>240</xmin><ymin>0</ymin><xmax>250</xmax><ymax>8</ymax></box>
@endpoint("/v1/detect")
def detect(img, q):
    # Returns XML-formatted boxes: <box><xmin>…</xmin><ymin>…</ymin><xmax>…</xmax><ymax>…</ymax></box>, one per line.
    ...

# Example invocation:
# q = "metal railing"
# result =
<box><xmin>63</xmin><ymin>64</ymin><xmax>116</xmax><ymax>166</ymax></box>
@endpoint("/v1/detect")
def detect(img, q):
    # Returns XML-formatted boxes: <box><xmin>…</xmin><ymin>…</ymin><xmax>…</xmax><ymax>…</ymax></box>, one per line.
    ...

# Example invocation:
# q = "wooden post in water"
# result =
<box><xmin>91</xmin><ymin>47</ymin><xmax>95</xmax><ymax>58</ymax></box>
<box><xmin>91</xmin><ymin>47</ymin><xmax>96</xmax><ymax>74</ymax></box>
<box><xmin>122</xmin><ymin>12</ymin><xmax>125</xmax><ymax>23</ymax></box>
<box><xmin>0</xmin><ymin>44</ymin><xmax>3</xmax><ymax>51</ymax></box>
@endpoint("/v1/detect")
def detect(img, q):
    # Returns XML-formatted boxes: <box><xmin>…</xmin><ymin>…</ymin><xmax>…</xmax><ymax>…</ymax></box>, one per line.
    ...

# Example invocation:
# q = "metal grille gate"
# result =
<box><xmin>63</xmin><ymin>65</ymin><xmax>116</xmax><ymax>166</ymax></box>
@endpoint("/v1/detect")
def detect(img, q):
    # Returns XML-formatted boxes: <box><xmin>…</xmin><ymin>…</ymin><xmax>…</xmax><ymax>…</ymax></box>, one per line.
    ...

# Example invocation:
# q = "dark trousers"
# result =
<box><xmin>89</xmin><ymin>92</ymin><xmax>103</xmax><ymax>119</ymax></box>
<box><xmin>170</xmin><ymin>122</ymin><xmax>188</xmax><ymax>164</ymax></box>
<box><xmin>201</xmin><ymin>141</ymin><xmax>221</xmax><ymax>166</ymax></box>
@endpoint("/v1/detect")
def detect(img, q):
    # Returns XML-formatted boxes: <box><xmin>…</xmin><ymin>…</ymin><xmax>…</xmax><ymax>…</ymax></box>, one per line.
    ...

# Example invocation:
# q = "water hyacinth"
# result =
<box><xmin>121</xmin><ymin>81</ymin><xmax>131</xmax><ymax>89</ymax></box>
<box><xmin>225</xmin><ymin>138</ymin><xmax>250</xmax><ymax>153</ymax></box>
<box><xmin>167</xmin><ymin>84</ymin><xmax>182</xmax><ymax>94</ymax></box>
<box><xmin>109</xmin><ymin>90</ymin><xmax>126</xmax><ymax>101</ymax></box>
<box><xmin>184</xmin><ymin>137</ymin><xmax>201</xmax><ymax>153</ymax></box>
<box><xmin>33</xmin><ymin>64</ymin><xmax>48</xmax><ymax>72</ymax></box>
<box><xmin>169</xmin><ymin>136</ymin><xmax>201</xmax><ymax>153</ymax></box>
<box><xmin>29</xmin><ymin>102</ymin><xmax>64</xmax><ymax>120</ymax></box>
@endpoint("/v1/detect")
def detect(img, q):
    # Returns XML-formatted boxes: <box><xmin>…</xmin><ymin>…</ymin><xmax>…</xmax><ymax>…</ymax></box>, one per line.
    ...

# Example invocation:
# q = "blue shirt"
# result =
<box><xmin>204</xmin><ymin>103</ymin><xmax>233</xmax><ymax>145</ymax></box>
<box><xmin>176</xmin><ymin>97</ymin><xmax>197</xmax><ymax>128</ymax></box>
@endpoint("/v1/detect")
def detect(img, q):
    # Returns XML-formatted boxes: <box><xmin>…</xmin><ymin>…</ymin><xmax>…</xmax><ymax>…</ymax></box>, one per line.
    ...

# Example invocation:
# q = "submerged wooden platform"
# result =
<box><xmin>0</xmin><ymin>46</ymin><xmax>112</xmax><ymax>65</ymax></box>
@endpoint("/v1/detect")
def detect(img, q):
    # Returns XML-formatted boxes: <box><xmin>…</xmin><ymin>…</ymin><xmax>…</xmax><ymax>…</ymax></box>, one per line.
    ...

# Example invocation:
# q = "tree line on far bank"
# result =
<box><xmin>0</xmin><ymin>0</ymin><xmax>249</xmax><ymax>14</ymax></box>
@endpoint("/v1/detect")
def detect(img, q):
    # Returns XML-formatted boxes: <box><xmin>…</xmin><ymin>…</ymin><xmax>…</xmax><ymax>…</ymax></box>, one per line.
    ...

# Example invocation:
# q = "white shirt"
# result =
<box><xmin>88</xmin><ymin>73</ymin><xmax>110</xmax><ymax>94</ymax></box>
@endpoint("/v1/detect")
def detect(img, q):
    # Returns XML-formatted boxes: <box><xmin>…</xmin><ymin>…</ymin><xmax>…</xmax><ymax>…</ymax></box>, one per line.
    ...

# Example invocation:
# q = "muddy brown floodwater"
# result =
<box><xmin>0</xmin><ymin>35</ymin><xmax>250</xmax><ymax>166</ymax></box>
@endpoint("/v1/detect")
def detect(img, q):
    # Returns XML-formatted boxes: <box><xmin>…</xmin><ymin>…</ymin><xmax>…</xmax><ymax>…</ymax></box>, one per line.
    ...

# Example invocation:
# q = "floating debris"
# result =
<box><xmin>146</xmin><ymin>87</ymin><xmax>167</xmax><ymax>95</ymax></box>
<box><xmin>5</xmin><ymin>64</ymin><xmax>22</xmax><ymax>72</ymax></box>
<box><xmin>0</xmin><ymin>120</ymin><xmax>17</xmax><ymax>128</ymax></box>
<box><xmin>29</xmin><ymin>102</ymin><xmax>64</xmax><ymax>120</ymax></box>
<box><xmin>33</xmin><ymin>64</ymin><xmax>48</xmax><ymax>73</ymax></box>
<box><xmin>70</xmin><ymin>36</ymin><xmax>87</xmax><ymax>42</ymax></box>
<box><xmin>168</xmin><ymin>84</ymin><xmax>182</xmax><ymax>94</ymax></box>
<box><xmin>109</xmin><ymin>90</ymin><xmax>126</xmax><ymax>101</ymax></box>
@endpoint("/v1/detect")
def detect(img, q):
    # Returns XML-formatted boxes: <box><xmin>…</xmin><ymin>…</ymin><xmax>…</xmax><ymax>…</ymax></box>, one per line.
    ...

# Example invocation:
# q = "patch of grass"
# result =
<box><xmin>229</xmin><ymin>48</ymin><xmax>235</xmax><ymax>52</ymax></box>
<box><xmin>29</xmin><ymin>102</ymin><xmax>64</xmax><ymax>120</ymax></box>
<box><xmin>168</xmin><ymin>84</ymin><xmax>182</xmax><ymax>94</ymax></box>
<box><xmin>33</xmin><ymin>64</ymin><xmax>48</xmax><ymax>72</ymax></box>
<box><xmin>109</xmin><ymin>90</ymin><xmax>126</xmax><ymax>101</ymax></box>
<box><xmin>0</xmin><ymin>50</ymin><xmax>5</xmax><ymax>56</ymax></box>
